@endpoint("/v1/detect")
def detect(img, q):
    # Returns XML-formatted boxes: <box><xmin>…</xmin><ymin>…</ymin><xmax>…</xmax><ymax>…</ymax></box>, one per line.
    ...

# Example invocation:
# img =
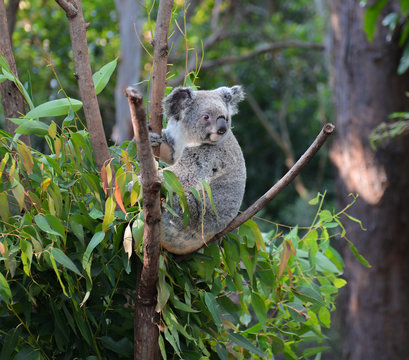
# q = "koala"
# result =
<box><xmin>151</xmin><ymin>85</ymin><xmax>246</xmax><ymax>255</ymax></box>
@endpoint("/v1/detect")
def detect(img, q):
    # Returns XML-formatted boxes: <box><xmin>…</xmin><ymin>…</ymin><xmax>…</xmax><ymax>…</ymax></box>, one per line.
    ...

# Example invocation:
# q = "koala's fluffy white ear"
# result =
<box><xmin>216</xmin><ymin>85</ymin><xmax>245</xmax><ymax>115</ymax></box>
<box><xmin>163</xmin><ymin>87</ymin><xmax>194</xmax><ymax>120</ymax></box>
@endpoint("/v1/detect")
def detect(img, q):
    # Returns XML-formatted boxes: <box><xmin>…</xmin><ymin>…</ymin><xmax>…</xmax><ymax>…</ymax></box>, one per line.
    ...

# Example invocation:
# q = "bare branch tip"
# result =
<box><xmin>323</xmin><ymin>123</ymin><xmax>336</xmax><ymax>134</ymax></box>
<box><xmin>125</xmin><ymin>86</ymin><xmax>143</xmax><ymax>101</ymax></box>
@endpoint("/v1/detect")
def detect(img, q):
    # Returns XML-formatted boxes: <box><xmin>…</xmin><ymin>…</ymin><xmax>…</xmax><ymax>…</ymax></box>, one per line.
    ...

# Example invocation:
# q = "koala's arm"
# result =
<box><xmin>149</xmin><ymin>130</ymin><xmax>176</xmax><ymax>164</ymax></box>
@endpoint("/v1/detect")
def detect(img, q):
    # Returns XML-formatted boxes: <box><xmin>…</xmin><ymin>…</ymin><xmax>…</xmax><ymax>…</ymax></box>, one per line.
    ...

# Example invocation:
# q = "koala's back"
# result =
<box><xmin>160</xmin><ymin>131</ymin><xmax>246</xmax><ymax>254</ymax></box>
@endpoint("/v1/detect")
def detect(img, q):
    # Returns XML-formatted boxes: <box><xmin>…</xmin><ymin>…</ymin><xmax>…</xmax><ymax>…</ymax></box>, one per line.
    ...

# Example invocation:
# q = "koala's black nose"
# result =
<box><xmin>216</xmin><ymin>116</ymin><xmax>227</xmax><ymax>135</ymax></box>
<box><xmin>217</xmin><ymin>126</ymin><xmax>227</xmax><ymax>135</ymax></box>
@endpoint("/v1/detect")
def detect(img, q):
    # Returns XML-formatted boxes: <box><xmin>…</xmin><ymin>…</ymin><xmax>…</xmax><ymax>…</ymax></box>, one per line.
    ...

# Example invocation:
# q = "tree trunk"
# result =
<box><xmin>329</xmin><ymin>1</ymin><xmax>409</xmax><ymax>359</ymax></box>
<box><xmin>0</xmin><ymin>0</ymin><xmax>30</xmax><ymax>146</ymax></box>
<box><xmin>112</xmin><ymin>0</ymin><xmax>143</xmax><ymax>143</ymax></box>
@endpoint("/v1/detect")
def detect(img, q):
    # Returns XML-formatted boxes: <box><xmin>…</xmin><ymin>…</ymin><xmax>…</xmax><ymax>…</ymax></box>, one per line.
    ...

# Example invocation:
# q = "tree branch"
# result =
<box><xmin>175</xmin><ymin>123</ymin><xmax>335</xmax><ymax>262</ymax></box>
<box><xmin>0</xmin><ymin>0</ymin><xmax>30</xmax><ymax>145</ymax></box>
<box><xmin>126</xmin><ymin>87</ymin><xmax>162</xmax><ymax>359</ymax></box>
<box><xmin>56</xmin><ymin>0</ymin><xmax>110</xmax><ymax>170</ymax></box>
<box><xmin>149</xmin><ymin>0</ymin><xmax>174</xmax><ymax>142</ymax></box>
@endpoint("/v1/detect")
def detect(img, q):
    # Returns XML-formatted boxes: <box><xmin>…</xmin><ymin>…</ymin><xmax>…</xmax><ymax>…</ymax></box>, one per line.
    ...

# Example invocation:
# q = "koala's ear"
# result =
<box><xmin>216</xmin><ymin>85</ymin><xmax>245</xmax><ymax>115</ymax></box>
<box><xmin>163</xmin><ymin>87</ymin><xmax>194</xmax><ymax>120</ymax></box>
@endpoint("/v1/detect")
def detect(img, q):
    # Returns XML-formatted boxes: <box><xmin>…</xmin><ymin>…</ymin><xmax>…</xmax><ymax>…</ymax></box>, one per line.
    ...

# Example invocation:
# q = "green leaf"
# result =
<box><xmin>0</xmin><ymin>192</ymin><xmax>10</xmax><ymax>222</ymax></box>
<box><xmin>15</xmin><ymin>120</ymin><xmax>49</xmax><ymax>136</ymax></box>
<box><xmin>200</xmin><ymin>179</ymin><xmax>218</xmax><ymax>216</ymax></box>
<box><xmin>93</xmin><ymin>58</ymin><xmax>118</xmax><ymax>95</ymax></box>
<box><xmin>363</xmin><ymin>0</ymin><xmax>387</xmax><ymax>41</ymax></box>
<box><xmin>0</xmin><ymin>327</ymin><xmax>20</xmax><ymax>360</ymax></box>
<box><xmin>204</xmin><ymin>292</ymin><xmax>222</xmax><ymax>327</ymax></box>
<box><xmin>35</xmin><ymin>214</ymin><xmax>64</xmax><ymax>237</ymax></box>
<box><xmin>25</xmin><ymin>98</ymin><xmax>83</xmax><ymax>118</ymax></box>
<box><xmin>51</xmin><ymin>248</ymin><xmax>81</xmax><ymax>276</ymax></box>
<box><xmin>0</xmin><ymin>272</ymin><xmax>12</xmax><ymax>303</ymax></box>
<box><xmin>102</xmin><ymin>196</ymin><xmax>115</xmax><ymax>231</ymax></box>
<box><xmin>163</xmin><ymin>170</ymin><xmax>190</xmax><ymax>226</ymax></box>
<box><xmin>100</xmin><ymin>336</ymin><xmax>133</xmax><ymax>356</ymax></box>
<box><xmin>228</xmin><ymin>333</ymin><xmax>266</xmax><ymax>357</ymax></box>
<box><xmin>346</xmin><ymin>239</ymin><xmax>371</xmax><ymax>268</ymax></box>
<box><xmin>251</xmin><ymin>292</ymin><xmax>267</xmax><ymax>328</ymax></box>
<box><xmin>270</xmin><ymin>335</ymin><xmax>285</xmax><ymax>354</ymax></box>
<box><xmin>45</xmin><ymin>214</ymin><xmax>66</xmax><ymax>238</ymax></box>
<box><xmin>13</xmin><ymin>347</ymin><xmax>43</xmax><ymax>360</ymax></box>
<box><xmin>82</xmin><ymin>231</ymin><xmax>105</xmax><ymax>271</ymax></box>
<box><xmin>318</xmin><ymin>306</ymin><xmax>331</xmax><ymax>328</ymax></box>
<box><xmin>302</xmin><ymin>346</ymin><xmax>329</xmax><ymax>358</ymax></box>
<box><xmin>11</xmin><ymin>180</ymin><xmax>25</xmax><ymax>212</ymax></box>
<box><xmin>401</xmin><ymin>0</ymin><xmax>409</xmax><ymax>15</ymax></box>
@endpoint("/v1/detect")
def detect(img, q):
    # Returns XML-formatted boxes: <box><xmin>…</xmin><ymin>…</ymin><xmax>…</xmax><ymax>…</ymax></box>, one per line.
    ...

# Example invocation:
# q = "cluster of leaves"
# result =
<box><xmin>157</xmin><ymin>193</ymin><xmax>368</xmax><ymax>360</ymax></box>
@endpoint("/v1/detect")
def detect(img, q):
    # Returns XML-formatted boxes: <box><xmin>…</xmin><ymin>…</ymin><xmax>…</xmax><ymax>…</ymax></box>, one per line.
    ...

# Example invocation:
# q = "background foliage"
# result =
<box><xmin>0</xmin><ymin>0</ymin><xmax>370</xmax><ymax>359</ymax></box>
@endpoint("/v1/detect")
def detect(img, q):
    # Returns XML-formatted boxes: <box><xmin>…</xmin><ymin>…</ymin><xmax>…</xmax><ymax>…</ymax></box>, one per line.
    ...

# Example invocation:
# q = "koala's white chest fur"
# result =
<box><xmin>166</xmin><ymin>120</ymin><xmax>201</xmax><ymax>162</ymax></box>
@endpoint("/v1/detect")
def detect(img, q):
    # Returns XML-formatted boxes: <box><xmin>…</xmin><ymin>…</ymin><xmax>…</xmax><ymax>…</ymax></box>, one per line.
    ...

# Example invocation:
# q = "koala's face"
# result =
<box><xmin>183</xmin><ymin>93</ymin><xmax>230</xmax><ymax>144</ymax></box>
<box><xmin>163</xmin><ymin>86</ymin><xmax>245</xmax><ymax>145</ymax></box>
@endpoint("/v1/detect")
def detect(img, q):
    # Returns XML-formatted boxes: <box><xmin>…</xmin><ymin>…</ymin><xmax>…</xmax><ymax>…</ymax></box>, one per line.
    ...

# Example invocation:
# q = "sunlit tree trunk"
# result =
<box><xmin>112</xmin><ymin>0</ymin><xmax>143</xmax><ymax>143</ymax></box>
<box><xmin>330</xmin><ymin>1</ymin><xmax>409</xmax><ymax>359</ymax></box>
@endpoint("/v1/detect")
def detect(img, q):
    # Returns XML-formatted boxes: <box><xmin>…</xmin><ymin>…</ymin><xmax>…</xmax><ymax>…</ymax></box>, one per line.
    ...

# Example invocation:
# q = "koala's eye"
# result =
<box><xmin>203</xmin><ymin>114</ymin><xmax>210</xmax><ymax>121</ymax></box>
<box><xmin>217</xmin><ymin>116</ymin><xmax>227</xmax><ymax>122</ymax></box>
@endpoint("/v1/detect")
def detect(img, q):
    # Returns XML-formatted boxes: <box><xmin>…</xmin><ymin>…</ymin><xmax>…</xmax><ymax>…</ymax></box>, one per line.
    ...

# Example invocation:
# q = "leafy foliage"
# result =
<box><xmin>0</xmin><ymin>78</ymin><xmax>366</xmax><ymax>357</ymax></box>
<box><xmin>0</xmin><ymin>3</ymin><xmax>367</xmax><ymax>358</ymax></box>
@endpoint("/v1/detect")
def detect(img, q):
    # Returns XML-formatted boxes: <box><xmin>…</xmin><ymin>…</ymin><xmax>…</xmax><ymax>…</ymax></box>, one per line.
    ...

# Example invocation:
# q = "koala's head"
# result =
<box><xmin>163</xmin><ymin>85</ymin><xmax>245</xmax><ymax>144</ymax></box>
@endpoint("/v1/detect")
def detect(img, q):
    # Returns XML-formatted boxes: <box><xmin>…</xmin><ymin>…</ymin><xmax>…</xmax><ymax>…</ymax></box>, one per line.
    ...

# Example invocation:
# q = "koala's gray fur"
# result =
<box><xmin>152</xmin><ymin>86</ymin><xmax>246</xmax><ymax>254</ymax></box>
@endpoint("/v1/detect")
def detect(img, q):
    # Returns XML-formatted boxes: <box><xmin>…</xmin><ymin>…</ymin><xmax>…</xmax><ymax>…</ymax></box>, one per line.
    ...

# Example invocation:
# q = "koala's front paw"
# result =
<box><xmin>149</xmin><ymin>132</ymin><xmax>162</xmax><ymax>147</ymax></box>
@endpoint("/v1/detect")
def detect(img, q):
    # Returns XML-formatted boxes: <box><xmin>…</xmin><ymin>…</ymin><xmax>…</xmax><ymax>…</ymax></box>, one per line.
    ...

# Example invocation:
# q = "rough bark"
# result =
<box><xmin>126</xmin><ymin>87</ymin><xmax>162</xmax><ymax>360</ymax></box>
<box><xmin>149</xmin><ymin>0</ymin><xmax>174</xmax><ymax>156</ymax></box>
<box><xmin>329</xmin><ymin>1</ymin><xmax>409</xmax><ymax>359</ymax></box>
<box><xmin>6</xmin><ymin>0</ymin><xmax>19</xmax><ymax>39</ymax></box>
<box><xmin>56</xmin><ymin>0</ymin><xmax>110</xmax><ymax>170</ymax></box>
<box><xmin>112</xmin><ymin>0</ymin><xmax>143</xmax><ymax>143</ymax></box>
<box><xmin>0</xmin><ymin>0</ymin><xmax>30</xmax><ymax>145</ymax></box>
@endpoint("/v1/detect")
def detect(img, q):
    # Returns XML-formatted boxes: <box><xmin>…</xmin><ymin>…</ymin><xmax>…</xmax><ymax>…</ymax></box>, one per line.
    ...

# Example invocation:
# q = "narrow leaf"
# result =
<box><xmin>346</xmin><ymin>239</ymin><xmax>371</xmax><ymax>268</ymax></box>
<box><xmin>123</xmin><ymin>223</ymin><xmax>133</xmax><ymax>259</ymax></box>
<box><xmin>82</xmin><ymin>231</ymin><xmax>105</xmax><ymax>270</ymax></box>
<box><xmin>204</xmin><ymin>292</ymin><xmax>222</xmax><ymax>327</ymax></box>
<box><xmin>51</xmin><ymin>248</ymin><xmax>81</xmax><ymax>276</ymax></box>
<box><xmin>17</xmin><ymin>142</ymin><xmax>33</xmax><ymax>174</ymax></box>
<box><xmin>0</xmin><ymin>272</ymin><xmax>12</xmax><ymax>303</ymax></box>
<box><xmin>25</xmin><ymin>98</ymin><xmax>83</xmax><ymax>118</ymax></box>
<box><xmin>102</xmin><ymin>196</ymin><xmax>115</xmax><ymax>231</ymax></box>
<box><xmin>15</xmin><ymin>120</ymin><xmax>49</xmax><ymax>136</ymax></box>
<box><xmin>228</xmin><ymin>333</ymin><xmax>266</xmax><ymax>357</ymax></box>
<box><xmin>93</xmin><ymin>58</ymin><xmax>118</xmax><ymax>95</ymax></box>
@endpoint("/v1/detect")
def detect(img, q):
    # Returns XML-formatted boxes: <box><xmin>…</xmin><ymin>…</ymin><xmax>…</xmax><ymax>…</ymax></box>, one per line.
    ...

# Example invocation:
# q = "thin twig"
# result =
<box><xmin>175</xmin><ymin>123</ymin><xmax>335</xmax><ymax>262</ymax></box>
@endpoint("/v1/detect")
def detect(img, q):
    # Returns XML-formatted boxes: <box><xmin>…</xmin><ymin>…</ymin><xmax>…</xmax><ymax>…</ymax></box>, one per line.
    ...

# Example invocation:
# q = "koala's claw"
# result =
<box><xmin>149</xmin><ymin>132</ymin><xmax>162</xmax><ymax>147</ymax></box>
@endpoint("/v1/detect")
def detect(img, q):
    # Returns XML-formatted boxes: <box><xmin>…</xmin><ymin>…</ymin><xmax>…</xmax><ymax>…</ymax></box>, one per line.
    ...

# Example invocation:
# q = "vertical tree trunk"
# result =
<box><xmin>0</xmin><ymin>0</ymin><xmax>30</xmax><ymax>146</ymax></box>
<box><xmin>112</xmin><ymin>0</ymin><xmax>143</xmax><ymax>143</ymax></box>
<box><xmin>330</xmin><ymin>1</ymin><xmax>409</xmax><ymax>359</ymax></box>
